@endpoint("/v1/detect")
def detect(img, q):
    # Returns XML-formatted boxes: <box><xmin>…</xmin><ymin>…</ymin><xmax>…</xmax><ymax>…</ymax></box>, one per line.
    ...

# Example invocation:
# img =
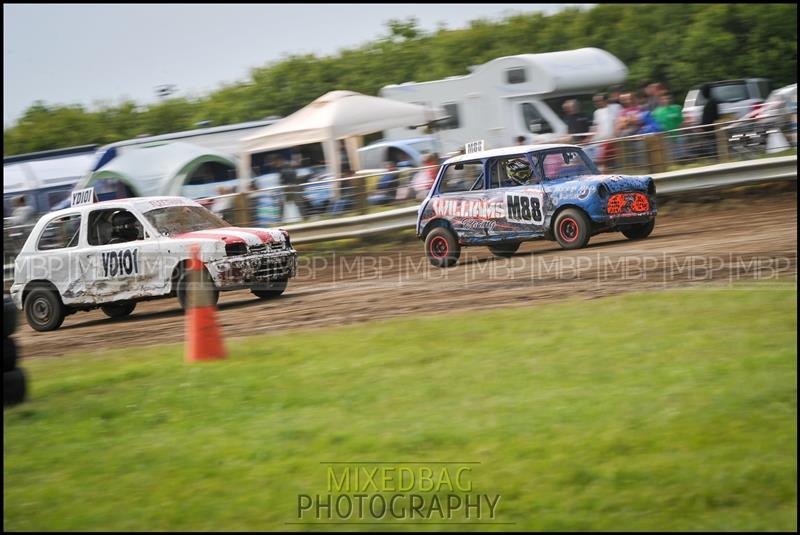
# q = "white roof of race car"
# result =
<box><xmin>43</xmin><ymin>196</ymin><xmax>202</xmax><ymax>220</ymax></box>
<box><xmin>444</xmin><ymin>144</ymin><xmax>581</xmax><ymax>165</ymax></box>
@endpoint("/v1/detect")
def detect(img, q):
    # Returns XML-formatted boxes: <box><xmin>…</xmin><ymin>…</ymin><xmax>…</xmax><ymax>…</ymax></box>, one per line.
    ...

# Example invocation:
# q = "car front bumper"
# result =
<box><xmin>208</xmin><ymin>249</ymin><xmax>298</xmax><ymax>290</ymax></box>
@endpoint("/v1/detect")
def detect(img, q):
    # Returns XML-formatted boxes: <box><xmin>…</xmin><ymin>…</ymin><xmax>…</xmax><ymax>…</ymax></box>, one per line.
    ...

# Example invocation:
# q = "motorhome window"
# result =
<box><xmin>442</xmin><ymin>103</ymin><xmax>461</xmax><ymax>130</ymax></box>
<box><xmin>543</xmin><ymin>95</ymin><xmax>596</xmax><ymax>122</ymax></box>
<box><xmin>521</xmin><ymin>103</ymin><xmax>553</xmax><ymax>134</ymax></box>
<box><xmin>37</xmin><ymin>214</ymin><xmax>81</xmax><ymax>250</ymax></box>
<box><xmin>438</xmin><ymin>161</ymin><xmax>484</xmax><ymax>193</ymax></box>
<box><xmin>506</xmin><ymin>68</ymin><xmax>526</xmax><ymax>84</ymax></box>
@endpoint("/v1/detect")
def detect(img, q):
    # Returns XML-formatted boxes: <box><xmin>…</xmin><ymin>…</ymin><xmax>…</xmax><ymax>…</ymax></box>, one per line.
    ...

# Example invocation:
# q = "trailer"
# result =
<box><xmin>379</xmin><ymin>47</ymin><xmax>628</xmax><ymax>154</ymax></box>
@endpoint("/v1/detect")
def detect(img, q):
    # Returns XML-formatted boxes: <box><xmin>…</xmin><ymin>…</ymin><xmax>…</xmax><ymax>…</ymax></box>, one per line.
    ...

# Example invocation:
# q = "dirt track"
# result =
<box><xmin>14</xmin><ymin>192</ymin><xmax>798</xmax><ymax>358</ymax></box>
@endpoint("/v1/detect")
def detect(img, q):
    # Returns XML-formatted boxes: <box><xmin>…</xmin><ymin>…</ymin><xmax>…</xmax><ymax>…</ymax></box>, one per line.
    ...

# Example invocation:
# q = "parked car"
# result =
<box><xmin>723</xmin><ymin>83</ymin><xmax>797</xmax><ymax>155</ymax></box>
<box><xmin>358</xmin><ymin>137</ymin><xmax>439</xmax><ymax>169</ymax></box>
<box><xmin>416</xmin><ymin>144</ymin><xmax>657</xmax><ymax>267</ymax></box>
<box><xmin>682</xmin><ymin>79</ymin><xmax>771</xmax><ymax>126</ymax></box>
<box><xmin>9</xmin><ymin>195</ymin><xmax>297</xmax><ymax>331</ymax></box>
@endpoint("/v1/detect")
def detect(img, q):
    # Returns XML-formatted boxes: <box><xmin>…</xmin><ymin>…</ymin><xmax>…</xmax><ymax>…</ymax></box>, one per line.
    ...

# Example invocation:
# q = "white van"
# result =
<box><xmin>377</xmin><ymin>47</ymin><xmax>628</xmax><ymax>155</ymax></box>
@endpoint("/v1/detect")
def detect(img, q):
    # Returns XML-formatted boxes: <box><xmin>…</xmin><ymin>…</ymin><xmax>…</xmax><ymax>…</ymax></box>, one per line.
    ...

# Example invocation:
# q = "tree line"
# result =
<box><xmin>4</xmin><ymin>3</ymin><xmax>796</xmax><ymax>156</ymax></box>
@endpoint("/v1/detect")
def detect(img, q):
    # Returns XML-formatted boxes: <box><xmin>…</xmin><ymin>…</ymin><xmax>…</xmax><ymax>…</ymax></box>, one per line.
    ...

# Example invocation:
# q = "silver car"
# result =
<box><xmin>682</xmin><ymin>78</ymin><xmax>771</xmax><ymax>125</ymax></box>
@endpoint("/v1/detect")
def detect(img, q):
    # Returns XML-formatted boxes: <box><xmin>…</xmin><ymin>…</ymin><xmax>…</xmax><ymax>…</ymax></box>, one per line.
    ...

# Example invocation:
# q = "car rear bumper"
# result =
<box><xmin>593</xmin><ymin>211</ymin><xmax>657</xmax><ymax>225</ymax></box>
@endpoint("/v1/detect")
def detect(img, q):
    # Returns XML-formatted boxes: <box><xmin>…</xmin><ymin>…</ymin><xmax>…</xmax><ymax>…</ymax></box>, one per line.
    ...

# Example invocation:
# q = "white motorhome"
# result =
<box><xmin>378</xmin><ymin>47</ymin><xmax>628</xmax><ymax>155</ymax></box>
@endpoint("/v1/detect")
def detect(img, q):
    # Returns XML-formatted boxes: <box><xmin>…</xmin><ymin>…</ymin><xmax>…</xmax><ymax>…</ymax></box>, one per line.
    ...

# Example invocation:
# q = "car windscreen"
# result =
<box><xmin>143</xmin><ymin>205</ymin><xmax>228</xmax><ymax>236</ymax></box>
<box><xmin>541</xmin><ymin>149</ymin><xmax>600</xmax><ymax>181</ymax></box>
<box><xmin>711</xmin><ymin>83</ymin><xmax>750</xmax><ymax>103</ymax></box>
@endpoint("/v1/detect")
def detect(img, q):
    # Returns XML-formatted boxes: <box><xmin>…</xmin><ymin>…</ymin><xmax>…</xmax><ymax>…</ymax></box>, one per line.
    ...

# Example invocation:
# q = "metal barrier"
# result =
<box><xmin>284</xmin><ymin>154</ymin><xmax>797</xmax><ymax>244</ymax></box>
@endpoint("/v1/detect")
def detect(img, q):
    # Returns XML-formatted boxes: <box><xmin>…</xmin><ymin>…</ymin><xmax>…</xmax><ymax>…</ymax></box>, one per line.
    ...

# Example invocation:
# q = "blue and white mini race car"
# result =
<box><xmin>416</xmin><ymin>144</ymin><xmax>657</xmax><ymax>267</ymax></box>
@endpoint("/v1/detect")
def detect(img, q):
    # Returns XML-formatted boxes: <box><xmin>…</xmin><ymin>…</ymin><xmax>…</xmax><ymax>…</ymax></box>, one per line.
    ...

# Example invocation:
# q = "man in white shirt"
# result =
<box><xmin>585</xmin><ymin>93</ymin><xmax>621</xmax><ymax>171</ymax></box>
<box><xmin>591</xmin><ymin>93</ymin><xmax>620</xmax><ymax>141</ymax></box>
<box><xmin>10</xmin><ymin>196</ymin><xmax>36</xmax><ymax>226</ymax></box>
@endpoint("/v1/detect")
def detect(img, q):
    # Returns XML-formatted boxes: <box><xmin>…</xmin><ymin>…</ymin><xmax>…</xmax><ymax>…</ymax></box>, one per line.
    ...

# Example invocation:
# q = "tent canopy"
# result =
<box><xmin>239</xmin><ymin>90</ymin><xmax>444</xmax><ymax>180</ymax></box>
<box><xmin>81</xmin><ymin>142</ymin><xmax>238</xmax><ymax>197</ymax></box>
<box><xmin>4</xmin><ymin>153</ymin><xmax>95</xmax><ymax>195</ymax></box>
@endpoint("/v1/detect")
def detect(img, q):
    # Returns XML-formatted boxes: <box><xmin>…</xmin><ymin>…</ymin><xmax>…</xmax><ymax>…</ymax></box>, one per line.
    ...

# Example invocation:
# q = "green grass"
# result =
<box><xmin>4</xmin><ymin>285</ymin><xmax>797</xmax><ymax>531</ymax></box>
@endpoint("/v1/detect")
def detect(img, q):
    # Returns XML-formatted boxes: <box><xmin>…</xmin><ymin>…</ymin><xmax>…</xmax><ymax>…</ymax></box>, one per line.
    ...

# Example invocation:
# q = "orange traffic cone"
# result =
<box><xmin>185</xmin><ymin>245</ymin><xmax>226</xmax><ymax>362</ymax></box>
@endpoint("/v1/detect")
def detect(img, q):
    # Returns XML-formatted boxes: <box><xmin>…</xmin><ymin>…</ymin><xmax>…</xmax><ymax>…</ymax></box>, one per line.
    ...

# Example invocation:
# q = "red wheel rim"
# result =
<box><xmin>559</xmin><ymin>217</ymin><xmax>580</xmax><ymax>243</ymax></box>
<box><xmin>429</xmin><ymin>236</ymin><xmax>449</xmax><ymax>258</ymax></box>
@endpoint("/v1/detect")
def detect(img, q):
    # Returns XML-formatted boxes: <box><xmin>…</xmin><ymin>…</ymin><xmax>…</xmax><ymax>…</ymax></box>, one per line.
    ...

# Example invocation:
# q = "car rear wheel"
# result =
<box><xmin>24</xmin><ymin>286</ymin><xmax>66</xmax><ymax>332</ymax></box>
<box><xmin>251</xmin><ymin>278</ymin><xmax>288</xmax><ymax>299</ymax></box>
<box><xmin>176</xmin><ymin>267</ymin><xmax>219</xmax><ymax>311</ymax></box>
<box><xmin>621</xmin><ymin>219</ymin><xmax>656</xmax><ymax>240</ymax></box>
<box><xmin>554</xmin><ymin>209</ymin><xmax>591</xmax><ymax>250</ymax></box>
<box><xmin>488</xmin><ymin>242</ymin><xmax>521</xmax><ymax>258</ymax></box>
<box><xmin>425</xmin><ymin>227</ymin><xmax>461</xmax><ymax>268</ymax></box>
<box><xmin>101</xmin><ymin>302</ymin><xmax>137</xmax><ymax>318</ymax></box>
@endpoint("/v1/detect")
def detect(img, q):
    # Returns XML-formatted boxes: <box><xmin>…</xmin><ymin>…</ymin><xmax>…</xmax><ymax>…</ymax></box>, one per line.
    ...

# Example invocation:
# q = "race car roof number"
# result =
<box><xmin>465</xmin><ymin>140</ymin><xmax>485</xmax><ymax>155</ymax></box>
<box><xmin>71</xmin><ymin>187</ymin><xmax>97</xmax><ymax>207</ymax></box>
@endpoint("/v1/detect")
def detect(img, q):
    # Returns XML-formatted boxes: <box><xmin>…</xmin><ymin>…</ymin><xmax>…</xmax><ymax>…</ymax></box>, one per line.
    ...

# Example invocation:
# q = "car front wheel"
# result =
<box><xmin>176</xmin><ymin>268</ymin><xmax>220</xmax><ymax>311</ymax></box>
<box><xmin>554</xmin><ymin>209</ymin><xmax>591</xmax><ymax>250</ymax></box>
<box><xmin>251</xmin><ymin>278</ymin><xmax>288</xmax><ymax>299</ymax></box>
<box><xmin>425</xmin><ymin>227</ymin><xmax>461</xmax><ymax>268</ymax></box>
<box><xmin>24</xmin><ymin>286</ymin><xmax>66</xmax><ymax>332</ymax></box>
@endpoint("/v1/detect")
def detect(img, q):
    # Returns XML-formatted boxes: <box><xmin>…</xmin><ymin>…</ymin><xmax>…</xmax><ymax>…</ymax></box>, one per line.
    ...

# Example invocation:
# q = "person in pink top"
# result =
<box><xmin>412</xmin><ymin>153</ymin><xmax>440</xmax><ymax>200</ymax></box>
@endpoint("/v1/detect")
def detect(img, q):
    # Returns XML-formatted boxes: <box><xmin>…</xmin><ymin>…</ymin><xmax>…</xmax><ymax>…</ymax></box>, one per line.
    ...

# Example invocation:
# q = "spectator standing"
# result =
<box><xmin>587</xmin><ymin>93</ymin><xmax>620</xmax><ymax>171</ymax></box>
<box><xmin>9</xmin><ymin>196</ymin><xmax>35</xmax><ymax>227</ymax></box>
<box><xmin>273</xmin><ymin>155</ymin><xmax>305</xmax><ymax>221</ymax></box>
<box><xmin>368</xmin><ymin>160</ymin><xmax>401</xmax><ymax>206</ymax></box>
<box><xmin>652</xmin><ymin>92</ymin><xmax>684</xmax><ymax>132</ymax></box>
<box><xmin>617</xmin><ymin>92</ymin><xmax>642</xmax><ymax>137</ymax></box>
<box><xmin>644</xmin><ymin>82</ymin><xmax>665</xmax><ymax>112</ymax></box>
<box><xmin>652</xmin><ymin>92</ymin><xmax>686</xmax><ymax>163</ymax></box>
<box><xmin>699</xmin><ymin>83</ymin><xmax>721</xmax><ymax>158</ymax></box>
<box><xmin>411</xmin><ymin>153</ymin><xmax>439</xmax><ymax>201</ymax></box>
<box><xmin>562</xmin><ymin>99</ymin><xmax>591</xmax><ymax>143</ymax></box>
<box><xmin>210</xmin><ymin>186</ymin><xmax>235</xmax><ymax>222</ymax></box>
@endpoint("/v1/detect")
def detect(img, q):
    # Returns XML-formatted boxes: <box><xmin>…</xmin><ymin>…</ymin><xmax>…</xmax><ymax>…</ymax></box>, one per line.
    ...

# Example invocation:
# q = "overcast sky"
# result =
<box><xmin>3</xmin><ymin>3</ymin><xmax>593</xmax><ymax>127</ymax></box>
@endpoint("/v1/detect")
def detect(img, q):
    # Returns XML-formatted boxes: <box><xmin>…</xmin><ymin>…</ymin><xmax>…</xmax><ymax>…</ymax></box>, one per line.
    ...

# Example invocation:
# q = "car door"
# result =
<box><xmin>430</xmin><ymin>160</ymin><xmax>498</xmax><ymax>243</ymax></box>
<box><xmin>487</xmin><ymin>155</ymin><xmax>547</xmax><ymax>241</ymax></box>
<box><xmin>81</xmin><ymin>207</ymin><xmax>162</xmax><ymax>301</ymax></box>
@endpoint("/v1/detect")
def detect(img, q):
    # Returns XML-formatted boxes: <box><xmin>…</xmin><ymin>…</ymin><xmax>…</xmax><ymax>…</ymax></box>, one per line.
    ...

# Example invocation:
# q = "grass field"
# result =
<box><xmin>3</xmin><ymin>285</ymin><xmax>797</xmax><ymax>531</ymax></box>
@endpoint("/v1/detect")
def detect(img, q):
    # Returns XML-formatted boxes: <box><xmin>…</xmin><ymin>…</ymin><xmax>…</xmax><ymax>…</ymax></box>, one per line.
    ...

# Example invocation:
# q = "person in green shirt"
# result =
<box><xmin>652</xmin><ymin>92</ymin><xmax>686</xmax><ymax>162</ymax></box>
<box><xmin>652</xmin><ymin>93</ymin><xmax>684</xmax><ymax>132</ymax></box>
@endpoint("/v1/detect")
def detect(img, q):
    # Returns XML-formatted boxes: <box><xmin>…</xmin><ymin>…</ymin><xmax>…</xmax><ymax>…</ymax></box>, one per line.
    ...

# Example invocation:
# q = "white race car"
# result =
<box><xmin>9</xmin><ymin>195</ymin><xmax>298</xmax><ymax>331</ymax></box>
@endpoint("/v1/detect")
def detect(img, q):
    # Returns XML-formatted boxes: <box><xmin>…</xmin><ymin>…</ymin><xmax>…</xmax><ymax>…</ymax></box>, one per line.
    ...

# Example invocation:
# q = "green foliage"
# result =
<box><xmin>4</xmin><ymin>3</ymin><xmax>797</xmax><ymax>155</ymax></box>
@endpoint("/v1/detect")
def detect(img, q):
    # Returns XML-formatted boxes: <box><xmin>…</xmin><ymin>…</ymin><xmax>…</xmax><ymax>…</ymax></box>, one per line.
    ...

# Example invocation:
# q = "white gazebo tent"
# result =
<box><xmin>238</xmin><ymin>90</ymin><xmax>443</xmax><ymax>187</ymax></box>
